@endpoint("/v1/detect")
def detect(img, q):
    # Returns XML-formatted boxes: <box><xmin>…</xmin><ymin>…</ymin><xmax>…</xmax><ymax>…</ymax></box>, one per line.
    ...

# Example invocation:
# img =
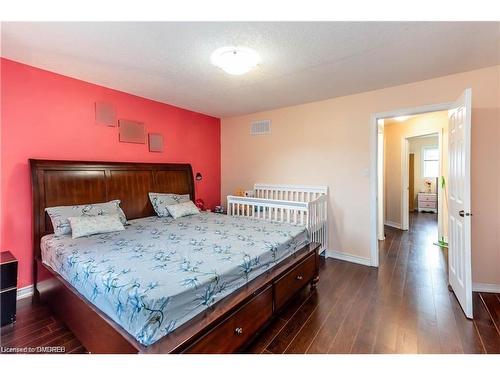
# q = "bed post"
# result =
<box><xmin>32</xmin><ymin>260</ymin><xmax>40</xmax><ymax>303</ymax></box>
<box><xmin>310</xmin><ymin>243</ymin><xmax>320</xmax><ymax>290</ymax></box>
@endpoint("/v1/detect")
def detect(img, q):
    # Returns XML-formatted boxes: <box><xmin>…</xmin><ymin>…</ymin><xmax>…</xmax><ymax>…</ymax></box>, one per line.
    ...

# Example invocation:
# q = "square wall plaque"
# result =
<box><xmin>95</xmin><ymin>101</ymin><xmax>117</xmax><ymax>126</ymax></box>
<box><xmin>119</xmin><ymin>119</ymin><xmax>146</xmax><ymax>144</ymax></box>
<box><xmin>148</xmin><ymin>133</ymin><xmax>164</xmax><ymax>152</ymax></box>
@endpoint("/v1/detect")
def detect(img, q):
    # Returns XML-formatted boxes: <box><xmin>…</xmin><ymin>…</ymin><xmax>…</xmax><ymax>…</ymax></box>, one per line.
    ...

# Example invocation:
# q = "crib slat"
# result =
<box><xmin>231</xmin><ymin>184</ymin><xmax>328</xmax><ymax>252</ymax></box>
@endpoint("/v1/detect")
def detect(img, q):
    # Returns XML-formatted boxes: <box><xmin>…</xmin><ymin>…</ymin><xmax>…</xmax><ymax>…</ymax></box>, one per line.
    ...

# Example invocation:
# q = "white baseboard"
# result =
<box><xmin>325</xmin><ymin>250</ymin><xmax>372</xmax><ymax>267</ymax></box>
<box><xmin>17</xmin><ymin>284</ymin><xmax>34</xmax><ymax>300</ymax></box>
<box><xmin>473</xmin><ymin>283</ymin><xmax>500</xmax><ymax>293</ymax></box>
<box><xmin>384</xmin><ymin>220</ymin><xmax>402</xmax><ymax>229</ymax></box>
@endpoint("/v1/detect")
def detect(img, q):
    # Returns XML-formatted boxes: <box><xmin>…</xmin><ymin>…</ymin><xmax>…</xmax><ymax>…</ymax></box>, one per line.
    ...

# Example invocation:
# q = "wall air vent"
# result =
<box><xmin>250</xmin><ymin>119</ymin><xmax>271</xmax><ymax>135</ymax></box>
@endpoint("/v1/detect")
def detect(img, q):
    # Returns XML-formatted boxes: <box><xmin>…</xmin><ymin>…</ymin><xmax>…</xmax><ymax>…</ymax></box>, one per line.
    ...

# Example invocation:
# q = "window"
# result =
<box><xmin>422</xmin><ymin>146</ymin><xmax>439</xmax><ymax>178</ymax></box>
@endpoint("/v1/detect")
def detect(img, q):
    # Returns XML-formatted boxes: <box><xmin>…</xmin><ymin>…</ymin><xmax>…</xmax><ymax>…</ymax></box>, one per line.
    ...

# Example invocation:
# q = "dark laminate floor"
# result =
<box><xmin>1</xmin><ymin>212</ymin><xmax>499</xmax><ymax>354</ymax></box>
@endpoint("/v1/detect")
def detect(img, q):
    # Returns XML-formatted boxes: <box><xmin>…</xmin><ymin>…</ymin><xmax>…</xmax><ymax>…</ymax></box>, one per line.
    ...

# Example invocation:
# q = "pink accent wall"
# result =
<box><xmin>0</xmin><ymin>58</ymin><xmax>221</xmax><ymax>288</ymax></box>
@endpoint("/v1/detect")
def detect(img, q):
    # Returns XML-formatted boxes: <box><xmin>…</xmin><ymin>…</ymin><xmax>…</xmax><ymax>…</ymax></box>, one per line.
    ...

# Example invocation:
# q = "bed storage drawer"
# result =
<box><xmin>274</xmin><ymin>253</ymin><xmax>316</xmax><ymax>311</ymax></box>
<box><xmin>185</xmin><ymin>285</ymin><xmax>273</xmax><ymax>353</ymax></box>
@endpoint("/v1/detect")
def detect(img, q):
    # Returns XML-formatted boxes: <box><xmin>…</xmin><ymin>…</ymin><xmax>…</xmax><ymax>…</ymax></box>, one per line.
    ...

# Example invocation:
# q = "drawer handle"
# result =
<box><xmin>296</xmin><ymin>275</ymin><xmax>303</xmax><ymax>280</ymax></box>
<box><xmin>235</xmin><ymin>327</ymin><xmax>243</xmax><ymax>335</ymax></box>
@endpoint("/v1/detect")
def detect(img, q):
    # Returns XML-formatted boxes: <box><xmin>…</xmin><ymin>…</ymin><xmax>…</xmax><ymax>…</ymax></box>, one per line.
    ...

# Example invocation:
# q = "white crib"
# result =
<box><xmin>226</xmin><ymin>184</ymin><xmax>328</xmax><ymax>254</ymax></box>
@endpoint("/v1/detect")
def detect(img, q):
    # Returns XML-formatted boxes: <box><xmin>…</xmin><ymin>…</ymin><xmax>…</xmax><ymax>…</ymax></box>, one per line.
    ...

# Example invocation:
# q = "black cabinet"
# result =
<box><xmin>1</xmin><ymin>251</ymin><xmax>17</xmax><ymax>326</ymax></box>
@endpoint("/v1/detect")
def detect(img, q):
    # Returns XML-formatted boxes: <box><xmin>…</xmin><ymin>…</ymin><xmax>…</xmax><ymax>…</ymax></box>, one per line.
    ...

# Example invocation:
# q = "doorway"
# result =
<box><xmin>407</xmin><ymin>133</ymin><xmax>441</xmax><ymax>229</ymax></box>
<box><xmin>377</xmin><ymin>112</ymin><xmax>447</xmax><ymax>238</ymax></box>
<box><xmin>369</xmin><ymin>89</ymin><xmax>473</xmax><ymax>318</ymax></box>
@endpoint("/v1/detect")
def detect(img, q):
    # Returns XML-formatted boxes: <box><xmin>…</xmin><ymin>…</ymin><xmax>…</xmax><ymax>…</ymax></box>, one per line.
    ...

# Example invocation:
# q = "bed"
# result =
<box><xmin>31</xmin><ymin>160</ymin><xmax>320</xmax><ymax>353</ymax></box>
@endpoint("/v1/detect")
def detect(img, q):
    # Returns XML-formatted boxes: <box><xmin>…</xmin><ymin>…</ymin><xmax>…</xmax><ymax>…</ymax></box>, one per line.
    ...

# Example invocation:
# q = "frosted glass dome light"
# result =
<box><xmin>210</xmin><ymin>46</ymin><xmax>260</xmax><ymax>75</ymax></box>
<box><xmin>394</xmin><ymin>116</ymin><xmax>410</xmax><ymax>122</ymax></box>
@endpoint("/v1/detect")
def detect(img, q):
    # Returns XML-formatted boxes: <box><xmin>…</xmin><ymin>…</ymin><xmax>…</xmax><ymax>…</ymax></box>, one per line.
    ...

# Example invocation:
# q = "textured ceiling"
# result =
<box><xmin>2</xmin><ymin>22</ymin><xmax>499</xmax><ymax>118</ymax></box>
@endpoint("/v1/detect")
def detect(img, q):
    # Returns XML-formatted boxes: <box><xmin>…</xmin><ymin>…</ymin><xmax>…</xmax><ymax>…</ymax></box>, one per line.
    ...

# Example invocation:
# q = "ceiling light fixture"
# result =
<box><xmin>210</xmin><ymin>46</ymin><xmax>260</xmax><ymax>75</ymax></box>
<box><xmin>394</xmin><ymin>116</ymin><xmax>410</xmax><ymax>122</ymax></box>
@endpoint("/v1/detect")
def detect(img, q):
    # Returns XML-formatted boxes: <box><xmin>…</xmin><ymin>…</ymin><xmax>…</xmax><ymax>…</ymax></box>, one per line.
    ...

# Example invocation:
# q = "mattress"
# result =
<box><xmin>41</xmin><ymin>212</ymin><xmax>309</xmax><ymax>346</ymax></box>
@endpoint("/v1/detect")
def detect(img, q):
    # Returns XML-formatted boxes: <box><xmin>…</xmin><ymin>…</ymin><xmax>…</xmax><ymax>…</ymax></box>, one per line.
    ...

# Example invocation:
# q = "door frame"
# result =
<box><xmin>369</xmin><ymin>101</ymin><xmax>453</xmax><ymax>267</ymax></box>
<box><xmin>377</xmin><ymin>121</ymin><xmax>385</xmax><ymax>240</ymax></box>
<box><xmin>400</xmin><ymin>130</ymin><xmax>441</xmax><ymax>231</ymax></box>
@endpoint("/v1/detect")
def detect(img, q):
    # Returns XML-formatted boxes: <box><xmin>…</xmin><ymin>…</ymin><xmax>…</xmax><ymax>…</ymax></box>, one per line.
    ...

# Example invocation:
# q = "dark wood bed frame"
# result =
<box><xmin>30</xmin><ymin>159</ymin><xmax>320</xmax><ymax>354</ymax></box>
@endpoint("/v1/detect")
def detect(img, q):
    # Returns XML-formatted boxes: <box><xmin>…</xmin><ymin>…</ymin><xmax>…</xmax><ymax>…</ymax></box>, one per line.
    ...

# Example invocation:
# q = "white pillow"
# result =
<box><xmin>68</xmin><ymin>214</ymin><xmax>125</xmax><ymax>239</ymax></box>
<box><xmin>46</xmin><ymin>200</ymin><xmax>127</xmax><ymax>236</ymax></box>
<box><xmin>165</xmin><ymin>201</ymin><xmax>200</xmax><ymax>219</ymax></box>
<box><xmin>148</xmin><ymin>193</ymin><xmax>191</xmax><ymax>217</ymax></box>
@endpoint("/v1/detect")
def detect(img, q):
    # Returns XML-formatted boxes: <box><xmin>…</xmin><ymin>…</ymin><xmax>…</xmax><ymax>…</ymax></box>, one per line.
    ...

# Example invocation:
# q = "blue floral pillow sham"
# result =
<box><xmin>148</xmin><ymin>192</ymin><xmax>190</xmax><ymax>217</ymax></box>
<box><xmin>68</xmin><ymin>214</ymin><xmax>125</xmax><ymax>239</ymax></box>
<box><xmin>45</xmin><ymin>199</ymin><xmax>127</xmax><ymax>236</ymax></box>
<box><xmin>165</xmin><ymin>201</ymin><xmax>200</xmax><ymax>219</ymax></box>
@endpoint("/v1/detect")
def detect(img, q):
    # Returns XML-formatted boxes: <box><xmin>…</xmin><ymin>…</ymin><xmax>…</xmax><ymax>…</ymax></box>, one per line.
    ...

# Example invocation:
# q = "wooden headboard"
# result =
<box><xmin>30</xmin><ymin>159</ymin><xmax>194</xmax><ymax>259</ymax></box>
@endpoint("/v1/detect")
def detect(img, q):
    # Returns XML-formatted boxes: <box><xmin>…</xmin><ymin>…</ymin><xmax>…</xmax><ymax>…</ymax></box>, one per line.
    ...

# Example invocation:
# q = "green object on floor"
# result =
<box><xmin>434</xmin><ymin>236</ymin><xmax>448</xmax><ymax>248</ymax></box>
<box><xmin>436</xmin><ymin>176</ymin><xmax>449</xmax><ymax>249</ymax></box>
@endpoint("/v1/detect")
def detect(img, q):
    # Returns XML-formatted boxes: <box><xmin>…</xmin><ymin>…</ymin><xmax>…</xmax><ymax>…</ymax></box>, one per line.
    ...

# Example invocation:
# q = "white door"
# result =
<box><xmin>448</xmin><ymin>88</ymin><xmax>473</xmax><ymax>318</ymax></box>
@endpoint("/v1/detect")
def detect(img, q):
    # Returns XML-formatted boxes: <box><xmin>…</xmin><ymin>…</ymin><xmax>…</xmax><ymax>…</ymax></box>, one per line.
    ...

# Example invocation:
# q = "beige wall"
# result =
<box><xmin>384</xmin><ymin>111</ymin><xmax>448</xmax><ymax>229</ymax></box>
<box><xmin>221</xmin><ymin>65</ymin><xmax>500</xmax><ymax>285</ymax></box>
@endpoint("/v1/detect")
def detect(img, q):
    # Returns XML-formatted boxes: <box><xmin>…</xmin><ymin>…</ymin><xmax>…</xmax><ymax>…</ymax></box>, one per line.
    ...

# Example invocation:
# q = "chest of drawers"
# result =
<box><xmin>1</xmin><ymin>251</ymin><xmax>18</xmax><ymax>326</ymax></box>
<box><xmin>417</xmin><ymin>193</ymin><xmax>437</xmax><ymax>213</ymax></box>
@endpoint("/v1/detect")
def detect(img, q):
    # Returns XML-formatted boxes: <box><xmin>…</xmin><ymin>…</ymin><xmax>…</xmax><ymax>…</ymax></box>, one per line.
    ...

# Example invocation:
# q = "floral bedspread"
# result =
<box><xmin>41</xmin><ymin>212</ymin><xmax>309</xmax><ymax>346</ymax></box>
